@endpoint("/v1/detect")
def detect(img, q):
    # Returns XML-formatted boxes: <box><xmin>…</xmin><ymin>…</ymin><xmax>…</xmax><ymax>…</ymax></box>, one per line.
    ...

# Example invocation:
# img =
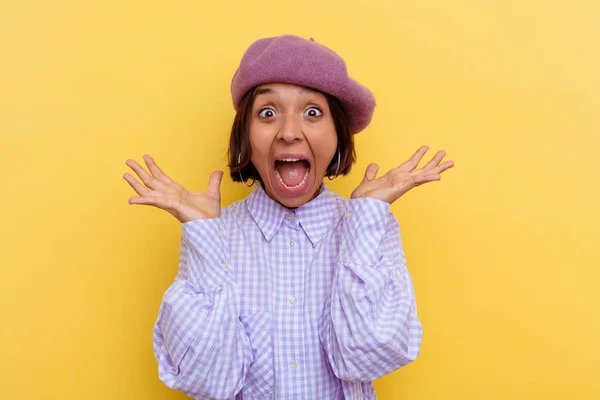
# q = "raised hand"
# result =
<box><xmin>123</xmin><ymin>154</ymin><xmax>223</xmax><ymax>223</ymax></box>
<box><xmin>350</xmin><ymin>145</ymin><xmax>454</xmax><ymax>204</ymax></box>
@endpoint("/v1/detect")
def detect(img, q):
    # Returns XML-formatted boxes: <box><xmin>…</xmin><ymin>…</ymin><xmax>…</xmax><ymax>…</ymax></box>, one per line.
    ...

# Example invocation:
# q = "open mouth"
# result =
<box><xmin>274</xmin><ymin>157</ymin><xmax>311</xmax><ymax>190</ymax></box>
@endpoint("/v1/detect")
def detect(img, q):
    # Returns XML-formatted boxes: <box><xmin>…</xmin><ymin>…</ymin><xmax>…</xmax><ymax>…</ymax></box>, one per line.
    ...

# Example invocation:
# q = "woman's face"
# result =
<box><xmin>249</xmin><ymin>82</ymin><xmax>338</xmax><ymax>209</ymax></box>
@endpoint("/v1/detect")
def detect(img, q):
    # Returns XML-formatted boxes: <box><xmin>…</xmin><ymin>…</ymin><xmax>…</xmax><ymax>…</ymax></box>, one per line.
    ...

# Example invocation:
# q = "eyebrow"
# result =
<box><xmin>254</xmin><ymin>87</ymin><xmax>273</xmax><ymax>97</ymax></box>
<box><xmin>254</xmin><ymin>86</ymin><xmax>318</xmax><ymax>97</ymax></box>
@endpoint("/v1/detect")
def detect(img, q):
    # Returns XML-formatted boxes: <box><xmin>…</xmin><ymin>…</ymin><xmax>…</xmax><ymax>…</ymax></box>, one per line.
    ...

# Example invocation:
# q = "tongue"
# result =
<box><xmin>277</xmin><ymin>161</ymin><xmax>308</xmax><ymax>187</ymax></box>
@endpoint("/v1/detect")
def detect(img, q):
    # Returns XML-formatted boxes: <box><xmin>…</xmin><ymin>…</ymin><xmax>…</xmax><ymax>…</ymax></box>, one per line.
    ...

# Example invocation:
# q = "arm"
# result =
<box><xmin>319</xmin><ymin>198</ymin><xmax>423</xmax><ymax>382</ymax></box>
<box><xmin>318</xmin><ymin>144</ymin><xmax>453</xmax><ymax>381</ymax></box>
<box><xmin>153</xmin><ymin>217</ymin><xmax>253</xmax><ymax>399</ymax></box>
<box><xmin>123</xmin><ymin>156</ymin><xmax>252</xmax><ymax>398</ymax></box>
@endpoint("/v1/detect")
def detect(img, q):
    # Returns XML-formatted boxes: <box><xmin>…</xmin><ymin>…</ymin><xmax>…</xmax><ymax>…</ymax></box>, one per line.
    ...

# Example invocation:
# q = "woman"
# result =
<box><xmin>123</xmin><ymin>35</ymin><xmax>454</xmax><ymax>399</ymax></box>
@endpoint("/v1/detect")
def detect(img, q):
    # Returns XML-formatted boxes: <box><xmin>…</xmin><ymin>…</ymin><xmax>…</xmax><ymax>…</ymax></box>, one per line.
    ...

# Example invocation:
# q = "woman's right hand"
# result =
<box><xmin>123</xmin><ymin>154</ymin><xmax>223</xmax><ymax>223</ymax></box>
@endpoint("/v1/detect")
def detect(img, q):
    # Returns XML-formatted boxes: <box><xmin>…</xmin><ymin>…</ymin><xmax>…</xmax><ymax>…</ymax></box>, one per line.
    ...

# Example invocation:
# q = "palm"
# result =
<box><xmin>123</xmin><ymin>154</ymin><xmax>223</xmax><ymax>223</ymax></box>
<box><xmin>351</xmin><ymin>145</ymin><xmax>454</xmax><ymax>204</ymax></box>
<box><xmin>185</xmin><ymin>190</ymin><xmax>221</xmax><ymax>219</ymax></box>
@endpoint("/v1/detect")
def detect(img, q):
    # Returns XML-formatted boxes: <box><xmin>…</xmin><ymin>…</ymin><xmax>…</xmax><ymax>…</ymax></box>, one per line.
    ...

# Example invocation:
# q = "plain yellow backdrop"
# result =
<box><xmin>1</xmin><ymin>0</ymin><xmax>598</xmax><ymax>399</ymax></box>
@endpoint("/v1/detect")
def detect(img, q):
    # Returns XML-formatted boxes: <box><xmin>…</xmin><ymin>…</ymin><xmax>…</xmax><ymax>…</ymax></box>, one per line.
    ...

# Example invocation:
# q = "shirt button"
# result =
<box><xmin>289</xmin><ymin>240</ymin><xmax>296</xmax><ymax>248</ymax></box>
<box><xmin>289</xmin><ymin>361</ymin><xmax>298</xmax><ymax>370</ymax></box>
<box><xmin>288</xmin><ymin>296</ymin><xmax>297</xmax><ymax>305</ymax></box>
<box><xmin>219</xmin><ymin>230</ymin><xmax>225</xmax><ymax>237</ymax></box>
<box><xmin>285</xmin><ymin>214</ymin><xmax>294</xmax><ymax>221</ymax></box>
<box><xmin>222</xmin><ymin>261</ymin><xmax>229</xmax><ymax>270</ymax></box>
<box><xmin>340</xmin><ymin>244</ymin><xmax>347</xmax><ymax>252</ymax></box>
<box><xmin>345</xmin><ymin>211</ymin><xmax>352</xmax><ymax>218</ymax></box>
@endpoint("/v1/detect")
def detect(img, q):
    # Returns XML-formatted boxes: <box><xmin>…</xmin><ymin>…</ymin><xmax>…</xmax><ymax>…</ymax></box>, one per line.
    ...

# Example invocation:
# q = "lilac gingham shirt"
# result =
<box><xmin>153</xmin><ymin>183</ymin><xmax>423</xmax><ymax>399</ymax></box>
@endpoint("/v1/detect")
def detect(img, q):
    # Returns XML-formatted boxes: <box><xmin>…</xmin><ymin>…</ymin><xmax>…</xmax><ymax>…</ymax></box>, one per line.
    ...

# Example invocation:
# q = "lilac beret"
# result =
<box><xmin>230</xmin><ymin>35</ymin><xmax>376</xmax><ymax>134</ymax></box>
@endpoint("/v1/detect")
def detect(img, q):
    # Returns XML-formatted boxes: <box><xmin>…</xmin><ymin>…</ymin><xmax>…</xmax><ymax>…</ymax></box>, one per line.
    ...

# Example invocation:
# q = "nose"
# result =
<box><xmin>276</xmin><ymin>114</ymin><xmax>303</xmax><ymax>143</ymax></box>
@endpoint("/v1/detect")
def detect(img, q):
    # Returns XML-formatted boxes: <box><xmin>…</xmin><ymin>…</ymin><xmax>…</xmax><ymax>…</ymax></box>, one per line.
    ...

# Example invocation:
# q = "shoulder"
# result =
<box><xmin>326</xmin><ymin>188</ymin><xmax>387</xmax><ymax>219</ymax></box>
<box><xmin>331</xmin><ymin>191</ymin><xmax>351</xmax><ymax>215</ymax></box>
<box><xmin>220</xmin><ymin>197</ymin><xmax>247</xmax><ymax>219</ymax></box>
<box><xmin>219</xmin><ymin>195</ymin><xmax>252</xmax><ymax>224</ymax></box>
<box><xmin>334</xmin><ymin>191</ymin><xmax>399</xmax><ymax>229</ymax></box>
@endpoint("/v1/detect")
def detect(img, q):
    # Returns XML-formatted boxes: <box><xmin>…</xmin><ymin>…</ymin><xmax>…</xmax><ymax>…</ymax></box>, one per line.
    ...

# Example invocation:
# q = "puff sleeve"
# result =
<box><xmin>152</xmin><ymin>218</ymin><xmax>253</xmax><ymax>399</ymax></box>
<box><xmin>319</xmin><ymin>199</ymin><xmax>423</xmax><ymax>382</ymax></box>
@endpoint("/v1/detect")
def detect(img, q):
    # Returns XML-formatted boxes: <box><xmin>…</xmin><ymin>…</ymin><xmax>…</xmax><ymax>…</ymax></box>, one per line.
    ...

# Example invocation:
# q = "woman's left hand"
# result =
<box><xmin>350</xmin><ymin>145</ymin><xmax>454</xmax><ymax>204</ymax></box>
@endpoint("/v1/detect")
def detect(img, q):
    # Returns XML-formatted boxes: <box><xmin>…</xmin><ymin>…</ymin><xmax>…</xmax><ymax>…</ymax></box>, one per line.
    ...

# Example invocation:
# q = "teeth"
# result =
<box><xmin>275</xmin><ymin>167</ymin><xmax>310</xmax><ymax>189</ymax></box>
<box><xmin>278</xmin><ymin>158</ymin><xmax>301</xmax><ymax>162</ymax></box>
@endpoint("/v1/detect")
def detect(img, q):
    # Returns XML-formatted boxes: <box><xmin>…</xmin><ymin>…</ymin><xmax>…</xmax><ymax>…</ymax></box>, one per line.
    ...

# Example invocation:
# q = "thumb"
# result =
<box><xmin>362</xmin><ymin>163</ymin><xmax>379</xmax><ymax>183</ymax></box>
<box><xmin>207</xmin><ymin>170</ymin><xmax>224</xmax><ymax>198</ymax></box>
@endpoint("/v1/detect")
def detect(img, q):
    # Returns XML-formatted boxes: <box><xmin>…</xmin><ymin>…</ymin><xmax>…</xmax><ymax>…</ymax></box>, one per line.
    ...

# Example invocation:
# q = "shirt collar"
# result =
<box><xmin>246</xmin><ymin>182</ymin><xmax>339</xmax><ymax>247</ymax></box>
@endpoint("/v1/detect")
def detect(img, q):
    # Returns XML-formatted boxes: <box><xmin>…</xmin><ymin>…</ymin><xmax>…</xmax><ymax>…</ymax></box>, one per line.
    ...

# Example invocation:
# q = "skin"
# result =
<box><xmin>122</xmin><ymin>84</ymin><xmax>455</xmax><ymax>222</ymax></box>
<box><xmin>248</xmin><ymin>83</ymin><xmax>338</xmax><ymax>209</ymax></box>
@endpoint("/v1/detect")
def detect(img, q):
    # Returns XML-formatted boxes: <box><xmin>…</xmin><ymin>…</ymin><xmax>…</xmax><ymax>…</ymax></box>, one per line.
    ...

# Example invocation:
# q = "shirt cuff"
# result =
<box><xmin>182</xmin><ymin>217</ymin><xmax>227</xmax><ymax>258</ymax></box>
<box><xmin>339</xmin><ymin>198</ymin><xmax>392</xmax><ymax>267</ymax></box>
<box><xmin>181</xmin><ymin>217</ymin><xmax>234</xmax><ymax>288</ymax></box>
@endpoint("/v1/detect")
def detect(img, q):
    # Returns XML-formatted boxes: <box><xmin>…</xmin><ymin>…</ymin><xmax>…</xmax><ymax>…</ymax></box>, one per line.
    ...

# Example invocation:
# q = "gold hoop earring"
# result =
<box><xmin>327</xmin><ymin>148</ymin><xmax>341</xmax><ymax>181</ymax></box>
<box><xmin>238</xmin><ymin>153</ymin><xmax>256</xmax><ymax>188</ymax></box>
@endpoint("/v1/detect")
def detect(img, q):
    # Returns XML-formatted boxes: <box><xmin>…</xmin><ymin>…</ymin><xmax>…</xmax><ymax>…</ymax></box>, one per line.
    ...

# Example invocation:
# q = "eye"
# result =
<box><xmin>258</xmin><ymin>108</ymin><xmax>277</xmax><ymax>118</ymax></box>
<box><xmin>305</xmin><ymin>107</ymin><xmax>323</xmax><ymax>118</ymax></box>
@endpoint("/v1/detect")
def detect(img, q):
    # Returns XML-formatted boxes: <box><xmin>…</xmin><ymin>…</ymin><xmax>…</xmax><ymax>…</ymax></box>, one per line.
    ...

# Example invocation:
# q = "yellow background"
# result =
<box><xmin>1</xmin><ymin>0</ymin><xmax>598</xmax><ymax>398</ymax></box>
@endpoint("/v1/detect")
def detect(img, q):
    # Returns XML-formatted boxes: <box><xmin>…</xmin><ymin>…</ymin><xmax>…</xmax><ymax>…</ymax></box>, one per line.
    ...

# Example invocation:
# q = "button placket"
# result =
<box><xmin>278</xmin><ymin>226</ymin><xmax>304</xmax><ymax>383</ymax></box>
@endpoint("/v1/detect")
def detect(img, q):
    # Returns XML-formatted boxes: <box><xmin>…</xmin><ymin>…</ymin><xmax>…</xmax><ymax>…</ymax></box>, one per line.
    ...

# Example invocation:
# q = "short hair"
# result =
<box><xmin>227</xmin><ymin>86</ymin><xmax>356</xmax><ymax>183</ymax></box>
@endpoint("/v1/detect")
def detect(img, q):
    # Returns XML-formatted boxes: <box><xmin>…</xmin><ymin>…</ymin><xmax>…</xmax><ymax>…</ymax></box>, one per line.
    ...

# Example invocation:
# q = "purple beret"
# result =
<box><xmin>230</xmin><ymin>35</ymin><xmax>376</xmax><ymax>134</ymax></box>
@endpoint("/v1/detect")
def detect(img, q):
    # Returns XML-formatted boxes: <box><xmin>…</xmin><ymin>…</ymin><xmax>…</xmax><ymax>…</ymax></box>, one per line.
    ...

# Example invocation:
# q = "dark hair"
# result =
<box><xmin>228</xmin><ymin>86</ymin><xmax>355</xmax><ymax>183</ymax></box>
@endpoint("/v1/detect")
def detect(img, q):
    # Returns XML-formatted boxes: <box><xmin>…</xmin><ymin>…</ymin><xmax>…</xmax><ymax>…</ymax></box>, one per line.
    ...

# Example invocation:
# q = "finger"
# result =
<box><xmin>207</xmin><ymin>170</ymin><xmax>224</xmax><ymax>198</ymax></box>
<box><xmin>399</xmin><ymin>145</ymin><xmax>429</xmax><ymax>172</ymax></box>
<box><xmin>394</xmin><ymin>174</ymin><xmax>440</xmax><ymax>191</ymax></box>
<box><xmin>125</xmin><ymin>159</ymin><xmax>163</xmax><ymax>190</ymax></box>
<box><xmin>419</xmin><ymin>150</ymin><xmax>446</xmax><ymax>173</ymax></box>
<box><xmin>123</xmin><ymin>173</ymin><xmax>151</xmax><ymax>196</ymax></box>
<box><xmin>143</xmin><ymin>154</ymin><xmax>174</xmax><ymax>184</ymax></box>
<box><xmin>416</xmin><ymin>174</ymin><xmax>441</xmax><ymax>185</ymax></box>
<box><xmin>431</xmin><ymin>160</ymin><xmax>455</xmax><ymax>174</ymax></box>
<box><xmin>128</xmin><ymin>195</ymin><xmax>169</xmax><ymax>209</ymax></box>
<box><xmin>362</xmin><ymin>163</ymin><xmax>379</xmax><ymax>183</ymax></box>
<box><xmin>128</xmin><ymin>195</ymin><xmax>153</xmax><ymax>205</ymax></box>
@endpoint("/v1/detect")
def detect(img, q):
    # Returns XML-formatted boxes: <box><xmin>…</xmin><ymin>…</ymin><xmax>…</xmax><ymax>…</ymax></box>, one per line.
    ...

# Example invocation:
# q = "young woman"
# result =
<box><xmin>123</xmin><ymin>35</ymin><xmax>454</xmax><ymax>400</ymax></box>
